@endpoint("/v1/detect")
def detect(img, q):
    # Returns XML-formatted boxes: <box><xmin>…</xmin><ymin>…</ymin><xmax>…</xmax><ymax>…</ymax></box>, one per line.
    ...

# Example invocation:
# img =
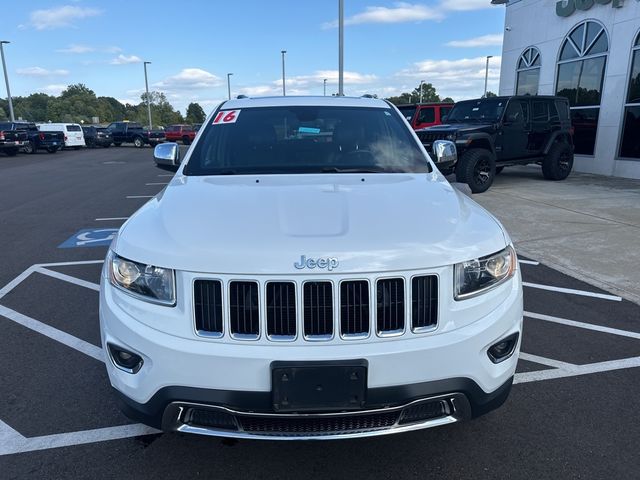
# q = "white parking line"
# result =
<box><xmin>145</xmin><ymin>182</ymin><xmax>168</xmax><ymax>186</ymax></box>
<box><xmin>36</xmin><ymin>267</ymin><xmax>100</xmax><ymax>292</ymax></box>
<box><xmin>524</xmin><ymin>311</ymin><xmax>640</xmax><ymax>340</ymax></box>
<box><xmin>515</xmin><ymin>355</ymin><xmax>640</xmax><ymax>384</ymax></box>
<box><xmin>0</xmin><ymin>265</ymin><xmax>38</xmax><ymax>300</ymax></box>
<box><xmin>518</xmin><ymin>259</ymin><xmax>539</xmax><ymax>266</ymax></box>
<box><xmin>0</xmin><ymin>423</ymin><xmax>159</xmax><ymax>456</ymax></box>
<box><xmin>127</xmin><ymin>195</ymin><xmax>155</xmax><ymax>199</ymax></box>
<box><xmin>157</xmin><ymin>174</ymin><xmax>173</xmax><ymax>177</ymax></box>
<box><xmin>0</xmin><ymin>304</ymin><xmax>104</xmax><ymax>362</ymax></box>
<box><xmin>95</xmin><ymin>217</ymin><xmax>128</xmax><ymax>221</ymax></box>
<box><xmin>519</xmin><ymin>352</ymin><xmax>577</xmax><ymax>370</ymax></box>
<box><xmin>38</xmin><ymin>260</ymin><xmax>104</xmax><ymax>267</ymax></box>
<box><xmin>522</xmin><ymin>282</ymin><xmax>622</xmax><ymax>301</ymax></box>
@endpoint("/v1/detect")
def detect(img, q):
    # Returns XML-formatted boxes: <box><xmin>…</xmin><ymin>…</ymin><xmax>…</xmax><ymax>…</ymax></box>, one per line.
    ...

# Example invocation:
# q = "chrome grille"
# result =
<box><xmin>303</xmin><ymin>281</ymin><xmax>334</xmax><ymax>338</ymax></box>
<box><xmin>229</xmin><ymin>281</ymin><xmax>260</xmax><ymax>338</ymax></box>
<box><xmin>266</xmin><ymin>282</ymin><xmax>296</xmax><ymax>338</ymax></box>
<box><xmin>340</xmin><ymin>281</ymin><xmax>370</xmax><ymax>337</ymax></box>
<box><xmin>193</xmin><ymin>274</ymin><xmax>439</xmax><ymax>341</ymax></box>
<box><xmin>376</xmin><ymin>278</ymin><xmax>405</xmax><ymax>335</ymax></box>
<box><xmin>194</xmin><ymin>280</ymin><xmax>223</xmax><ymax>336</ymax></box>
<box><xmin>411</xmin><ymin>275</ymin><xmax>438</xmax><ymax>331</ymax></box>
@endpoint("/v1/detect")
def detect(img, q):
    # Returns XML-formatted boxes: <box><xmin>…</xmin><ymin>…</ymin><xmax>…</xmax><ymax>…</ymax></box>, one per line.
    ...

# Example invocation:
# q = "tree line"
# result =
<box><xmin>0</xmin><ymin>83</ymin><xmax>207</xmax><ymax>126</ymax></box>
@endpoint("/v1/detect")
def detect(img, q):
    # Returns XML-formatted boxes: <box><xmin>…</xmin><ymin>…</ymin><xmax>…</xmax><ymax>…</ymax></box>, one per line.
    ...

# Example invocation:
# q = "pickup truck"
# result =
<box><xmin>164</xmin><ymin>124</ymin><xmax>196</xmax><ymax>145</ymax></box>
<box><xmin>0</xmin><ymin>122</ymin><xmax>64</xmax><ymax>154</ymax></box>
<box><xmin>0</xmin><ymin>123</ymin><xmax>29</xmax><ymax>156</ymax></box>
<box><xmin>106</xmin><ymin>122</ymin><xmax>166</xmax><ymax>148</ymax></box>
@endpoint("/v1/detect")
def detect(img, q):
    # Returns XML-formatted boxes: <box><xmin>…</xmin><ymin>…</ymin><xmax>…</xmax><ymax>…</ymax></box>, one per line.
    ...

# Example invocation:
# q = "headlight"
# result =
<box><xmin>109</xmin><ymin>252</ymin><xmax>176</xmax><ymax>306</ymax></box>
<box><xmin>454</xmin><ymin>245</ymin><xmax>516</xmax><ymax>300</ymax></box>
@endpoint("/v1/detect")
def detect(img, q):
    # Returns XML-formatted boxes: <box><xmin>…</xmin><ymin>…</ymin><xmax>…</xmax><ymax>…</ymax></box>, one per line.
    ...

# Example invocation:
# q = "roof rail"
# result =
<box><xmin>361</xmin><ymin>94</ymin><xmax>377</xmax><ymax>99</ymax></box>
<box><xmin>236</xmin><ymin>94</ymin><xmax>249</xmax><ymax>99</ymax></box>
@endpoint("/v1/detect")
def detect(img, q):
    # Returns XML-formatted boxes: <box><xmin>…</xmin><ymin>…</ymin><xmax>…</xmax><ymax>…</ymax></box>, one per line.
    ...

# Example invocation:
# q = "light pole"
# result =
<box><xmin>419</xmin><ymin>79</ymin><xmax>425</xmax><ymax>104</ymax></box>
<box><xmin>227</xmin><ymin>73</ymin><xmax>233</xmax><ymax>100</ymax></box>
<box><xmin>0</xmin><ymin>41</ymin><xmax>15</xmax><ymax>122</ymax></box>
<box><xmin>338</xmin><ymin>0</ymin><xmax>344</xmax><ymax>96</ymax></box>
<box><xmin>281</xmin><ymin>50</ymin><xmax>287</xmax><ymax>96</ymax></box>
<box><xmin>323</xmin><ymin>78</ymin><xmax>327</xmax><ymax>96</ymax></box>
<box><xmin>484</xmin><ymin>55</ymin><xmax>493</xmax><ymax>98</ymax></box>
<box><xmin>143</xmin><ymin>61</ymin><xmax>153</xmax><ymax>130</ymax></box>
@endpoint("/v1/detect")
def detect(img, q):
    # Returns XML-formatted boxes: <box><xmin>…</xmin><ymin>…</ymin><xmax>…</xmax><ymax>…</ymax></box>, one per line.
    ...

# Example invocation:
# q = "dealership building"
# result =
<box><xmin>496</xmin><ymin>0</ymin><xmax>640</xmax><ymax>178</ymax></box>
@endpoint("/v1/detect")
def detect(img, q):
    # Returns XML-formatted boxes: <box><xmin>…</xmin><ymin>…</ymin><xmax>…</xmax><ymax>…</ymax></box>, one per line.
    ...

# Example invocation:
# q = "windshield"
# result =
<box><xmin>185</xmin><ymin>106</ymin><xmax>431</xmax><ymax>175</ymax></box>
<box><xmin>446</xmin><ymin>98</ymin><xmax>506</xmax><ymax>123</ymax></box>
<box><xmin>397</xmin><ymin>106</ymin><xmax>417</xmax><ymax>122</ymax></box>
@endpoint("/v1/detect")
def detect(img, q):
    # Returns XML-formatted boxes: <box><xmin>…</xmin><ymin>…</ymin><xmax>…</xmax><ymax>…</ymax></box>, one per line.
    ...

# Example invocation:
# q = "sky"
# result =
<box><xmin>2</xmin><ymin>0</ymin><xmax>506</xmax><ymax>114</ymax></box>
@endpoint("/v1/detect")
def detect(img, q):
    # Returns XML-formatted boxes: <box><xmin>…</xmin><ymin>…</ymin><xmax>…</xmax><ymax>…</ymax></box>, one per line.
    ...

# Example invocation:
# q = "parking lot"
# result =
<box><xmin>1</xmin><ymin>147</ymin><xmax>639</xmax><ymax>479</ymax></box>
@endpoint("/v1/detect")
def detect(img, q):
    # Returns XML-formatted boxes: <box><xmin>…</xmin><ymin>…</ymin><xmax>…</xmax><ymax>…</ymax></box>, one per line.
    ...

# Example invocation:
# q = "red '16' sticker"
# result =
<box><xmin>212</xmin><ymin>110</ymin><xmax>241</xmax><ymax>125</ymax></box>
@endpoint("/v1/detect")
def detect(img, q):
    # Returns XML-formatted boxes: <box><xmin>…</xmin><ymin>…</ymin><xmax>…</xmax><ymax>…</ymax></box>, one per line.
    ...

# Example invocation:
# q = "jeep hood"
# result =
<box><xmin>114</xmin><ymin>173</ymin><xmax>508</xmax><ymax>274</ymax></box>
<box><xmin>422</xmin><ymin>123</ymin><xmax>494</xmax><ymax>134</ymax></box>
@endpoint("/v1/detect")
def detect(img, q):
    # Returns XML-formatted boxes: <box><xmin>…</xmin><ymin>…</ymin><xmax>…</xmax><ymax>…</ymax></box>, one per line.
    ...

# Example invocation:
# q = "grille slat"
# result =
<box><xmin>376</xmin><ymin>278</ymin><xmax>405</xmax><ymax>334</ymax></box>
<box><xmin>340</xmin><ymin>281</ymin><xmax>370</xmax><ymax>337</ymax></box>
<box><xmin>230</xmin><ymin>281</ymin><xmax>260</xmax><ymax>337</ymax></box>
<box><xmin>267</xmin><ymin>282</ymin><xmax>297</xmax><ymax>338</ymax></box>
<box><xmin>303</xmin><ymin>281</ymin><xmax>334</xmax><ymax>338</ymax></box>
<box><xmin>412</xmin><ymin>276</ymin><xmax>438</xmax><ymax>331</ymax></box>
<box><xmin>194</xmin><ymin>280</ymin><xmax>223</xmax><ymax>335</ymax></box>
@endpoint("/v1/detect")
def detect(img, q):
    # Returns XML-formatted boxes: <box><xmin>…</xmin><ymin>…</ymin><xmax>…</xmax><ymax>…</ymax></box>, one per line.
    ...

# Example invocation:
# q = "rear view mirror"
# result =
<box><xmin>432</xmin><ymin>140</ymin><xmax>457</xmax><ymax>166</ymax></box>
<box><xmin>154</xmin><ymin>142</ymin><xmax>180</xmax><ymax>169</ymax></box>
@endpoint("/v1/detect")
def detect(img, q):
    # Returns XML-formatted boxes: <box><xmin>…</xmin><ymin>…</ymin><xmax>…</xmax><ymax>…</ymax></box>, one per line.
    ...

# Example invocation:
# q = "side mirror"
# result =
<box><xmin>432</xmin><ymin>140</ymin><xmax>457</xmax><ymax>166</ymax></box>
<box><xmin>154</xmin><ymin>142</ymin><xmax>180</xmax><ymax>167</ymax></box>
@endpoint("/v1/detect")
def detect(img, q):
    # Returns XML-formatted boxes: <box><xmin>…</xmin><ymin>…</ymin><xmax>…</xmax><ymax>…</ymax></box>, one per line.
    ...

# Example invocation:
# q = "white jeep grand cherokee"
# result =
<box><xmin>100</xmin><ymin>95</ymin><xmax>523</xmax><ymax>440</ymax></box>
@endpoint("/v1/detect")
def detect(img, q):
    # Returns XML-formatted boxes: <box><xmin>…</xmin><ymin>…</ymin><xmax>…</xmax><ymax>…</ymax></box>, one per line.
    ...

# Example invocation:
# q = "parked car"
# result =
<box><xmin>106</xmin><ymin>121</ymin><xmax>166</xmax><ymax>148</ymax></box>
<box><xmin>101</xmin><ymin>95</ymin><xmax>523</xmax><ymax>440</ymax></box>
<box><xmin>39</xmin><ymin>123</ymin><xmax>86</xmax><ymax>150</ymax></box>
<box><xmin>0</xmin><ymin>122</ymin><xmax>29</xmax><ymax>156</ymax></box>
<box><xmin>397</xmin><ymin>103</ymin><xmax>454</xmax><ymax>130</ymax></box>
<box><xmin>82</xmin><ymin>126</ymin><xmax>113</xmax><ymax>148</ymax></box>
<box><xmin>164</xmin><ymin>124</ymin><xmax>196</xmax><ymax>145</ymax></box>
<box><xmin>417</xmin><ymin>95</ymin><xmax>574</xmax><ymax>193</ymax></box>
<box><xmin>2</xmin><ymin>122</ymin><xmax>64</xmax><ymax>154</ymax></box>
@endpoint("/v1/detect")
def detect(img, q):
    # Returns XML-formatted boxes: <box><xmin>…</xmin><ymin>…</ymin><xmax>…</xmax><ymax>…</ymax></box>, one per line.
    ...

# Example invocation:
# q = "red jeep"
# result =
<box><xmin>164</xmin><ymin>124</ymin><xmax>196</xmax><ymax>145</ymax></box>
<box><xmin>397</xmin><ymin>103</ymin><xmax>454</xmax><ymax>130</ymax></box>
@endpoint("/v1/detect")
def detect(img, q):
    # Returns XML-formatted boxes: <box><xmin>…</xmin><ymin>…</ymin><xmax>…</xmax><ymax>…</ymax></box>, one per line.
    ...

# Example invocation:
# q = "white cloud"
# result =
<box><xmin>446</xmin><ymin>34</ymin><xmax>503</xmax><ymax>48</ymax></box>
<box><xmin>29</xmin><ymin>5</ymin><xmax>102</xmax><ymax>30</ymax></box>
<box><xmin>57</xmin><ymin>44</ymin><xmax>122</xmax><ymax>54</ymax></box>
<box><xmin>443</xmin><ymin>0</ymin><xmax>494</xmax><ymax>11</ymax></box>
<box><xmin>110</xmin><ymin>54</ymin><xmax>143</xmax><ymax>65</ymax></box>
<box><xmin>323</xmin><ymin>2</ymin><xmax>442</xmax><ymax>28</ymax></box>
<box><xmin>17</xmin><ymin>67</ymin><xmax>69</xmax><ymax>77</ymax></box>
<box><xmin>38</xmin><ymin>84</ymin><xmax>68</xmax><ymax>95</ymax></box>
<box><xmin>153</xmin><ymin>68</ymin><xmax>222</xmax><ymax>89</ymax></box>
<box><xmin>395</xmin><ymin>56</ymin><xmax>501</xmax><ymax>100</ymax></box>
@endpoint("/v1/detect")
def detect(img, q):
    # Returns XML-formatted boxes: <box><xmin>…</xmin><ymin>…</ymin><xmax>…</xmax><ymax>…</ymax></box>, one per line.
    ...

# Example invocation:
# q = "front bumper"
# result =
<box><xmin>100</xmin><ymin>265</ymin><xmax>522</xmax><ymax>439</ymax></box>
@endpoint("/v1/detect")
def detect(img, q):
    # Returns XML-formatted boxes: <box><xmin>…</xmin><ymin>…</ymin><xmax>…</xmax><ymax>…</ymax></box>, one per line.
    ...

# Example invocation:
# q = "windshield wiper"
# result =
<box><xmin>320</xmin><ymin>167</ymin><xmax>389</xmax><ymax>174</ymax></box>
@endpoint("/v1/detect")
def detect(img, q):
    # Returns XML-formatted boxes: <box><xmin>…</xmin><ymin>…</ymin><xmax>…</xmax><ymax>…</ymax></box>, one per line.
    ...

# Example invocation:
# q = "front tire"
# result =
<box><xmin>455</xmin><ymin>148</ymin><xmax>496</xmax><ymax>194</ymax></box>
<box><xmin>23</xmin><ymin>141</ymin><xmax>35</xmax><ymax>154</ymax></box>
<box><xmin>133</xmin><ymin>137</ymin><xmax>144</xmax><ymax>148</ymax></box>
<box><xmin>542</xmin><ymin>142</ymin><xmax>573</xmax><ymax>180</ymax></box>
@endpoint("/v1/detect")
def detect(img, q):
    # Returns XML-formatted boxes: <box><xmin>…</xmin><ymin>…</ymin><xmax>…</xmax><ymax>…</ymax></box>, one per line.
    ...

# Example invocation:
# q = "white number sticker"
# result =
<box><xmin>212</xmin><ymin>110</ymin><xmax>241</xmax><ymax>125</ymax></box>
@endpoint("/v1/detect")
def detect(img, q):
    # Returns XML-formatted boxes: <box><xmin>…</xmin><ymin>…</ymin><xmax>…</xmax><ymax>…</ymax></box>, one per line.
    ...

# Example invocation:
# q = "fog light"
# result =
<box><xmin>488</xmin><ymin>333</ymin><xmax>519</xmax><ymax>363</ymax></box>
<box><xmin>107</xmin><ymin>343</ymin><xmax>144</xmax><ymax>374</ymax></box>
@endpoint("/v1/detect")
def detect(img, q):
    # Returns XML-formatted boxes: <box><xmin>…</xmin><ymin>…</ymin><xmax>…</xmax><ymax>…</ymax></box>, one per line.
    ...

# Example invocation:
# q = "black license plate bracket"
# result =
<box><xmin>271</xmin><ymin>360</ymin><xmax>368</xmax><ymax>413</ymax></box>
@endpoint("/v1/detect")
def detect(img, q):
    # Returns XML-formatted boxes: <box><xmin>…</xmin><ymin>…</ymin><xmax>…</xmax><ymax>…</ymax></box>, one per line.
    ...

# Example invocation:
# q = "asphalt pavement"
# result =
<box><xmin>0</xmin><ymin>147</ymin><xmax>639</xmax><ymax>479</ymax></box>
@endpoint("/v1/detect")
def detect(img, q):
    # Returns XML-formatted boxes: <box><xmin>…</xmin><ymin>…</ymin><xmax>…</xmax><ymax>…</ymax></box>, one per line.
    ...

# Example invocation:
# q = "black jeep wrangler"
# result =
<box><xmin>416</xmin><ymin>95</ymin><xmax>574</xmax><ymax>193</ymax></box>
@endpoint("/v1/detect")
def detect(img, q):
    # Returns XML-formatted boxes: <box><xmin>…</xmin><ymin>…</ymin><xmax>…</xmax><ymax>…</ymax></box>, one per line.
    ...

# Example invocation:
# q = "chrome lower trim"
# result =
<box><xmin>163</xmin><ymin>393</ymin><xmax>468</xmax><ymax>441</ymax></box>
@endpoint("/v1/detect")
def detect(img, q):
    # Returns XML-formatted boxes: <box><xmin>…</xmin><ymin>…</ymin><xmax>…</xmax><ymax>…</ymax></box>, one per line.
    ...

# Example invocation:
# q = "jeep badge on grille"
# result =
<box><xmin>294</xmin><ymin>255</ymin><xmax>339</xmax><ymax>271</ymax></box>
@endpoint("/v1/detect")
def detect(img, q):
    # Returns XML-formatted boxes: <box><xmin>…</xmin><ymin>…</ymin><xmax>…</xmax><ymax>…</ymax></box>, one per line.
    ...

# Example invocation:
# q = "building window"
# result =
<box><xmin>555</xmin><ymin>21</ymin><xmax>608</xmax><ymax>156</ymax></box>
<box><xmin>516</xmin><ymin>47</ymin><xmax>541</xmax><ymax>95</ymax></box>
<box><xmin>620</xmin><ymin>32</ymin><xmax>640</xmax><ymax>159</ymax></box>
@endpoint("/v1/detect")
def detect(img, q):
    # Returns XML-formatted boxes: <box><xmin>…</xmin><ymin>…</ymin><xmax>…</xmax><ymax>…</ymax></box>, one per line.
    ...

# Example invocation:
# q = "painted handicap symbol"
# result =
<box><xmin>59</xmin><ymin>228</ymin><xmax>119</xmax><ymax>248</ymax></box>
